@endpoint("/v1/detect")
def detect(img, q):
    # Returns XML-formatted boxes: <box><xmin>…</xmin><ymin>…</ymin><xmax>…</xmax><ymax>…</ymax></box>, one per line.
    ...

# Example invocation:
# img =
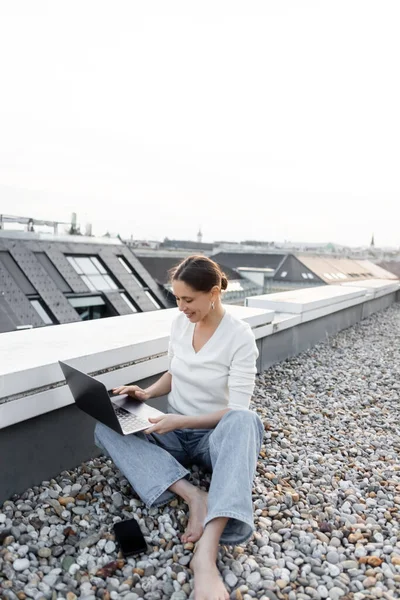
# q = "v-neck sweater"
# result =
<box><xmin>167</xmin><ymin>310</ymin><xmax>258</xmax><ymax>415</ymax></box>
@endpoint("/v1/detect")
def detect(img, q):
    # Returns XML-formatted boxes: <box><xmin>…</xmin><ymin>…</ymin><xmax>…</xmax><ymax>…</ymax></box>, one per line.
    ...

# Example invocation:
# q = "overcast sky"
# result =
<box><xmin>0</xmin><ymin>1</ymin><xmax>399</xmax><ymax>247</ymax></box>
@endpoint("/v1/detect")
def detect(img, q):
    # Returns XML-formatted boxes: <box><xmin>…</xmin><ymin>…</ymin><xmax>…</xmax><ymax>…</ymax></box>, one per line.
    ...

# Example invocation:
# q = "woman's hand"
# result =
<box><xmin>144</xmin><ymin>414</ymin><xmax>185</xmax><ymax>435</ymax></box>
<box><xmin>112</xmin><ymin>385</ymin><xmax>151</xmax><ymax>402</ymax></box>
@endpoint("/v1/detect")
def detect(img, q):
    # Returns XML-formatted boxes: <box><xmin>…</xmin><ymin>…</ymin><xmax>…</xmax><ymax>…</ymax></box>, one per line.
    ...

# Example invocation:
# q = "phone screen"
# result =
<box><xmin>113</xmin><ymin>518</ymin><xmax>147</xmax><ymax>557</ymax></box>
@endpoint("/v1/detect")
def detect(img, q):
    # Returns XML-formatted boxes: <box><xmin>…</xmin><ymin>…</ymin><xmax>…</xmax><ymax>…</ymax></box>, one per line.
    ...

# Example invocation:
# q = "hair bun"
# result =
<box><xmin>170</xmin><ymin>255</ymin><xmax>228</xmax><ymax>294</ymax></box>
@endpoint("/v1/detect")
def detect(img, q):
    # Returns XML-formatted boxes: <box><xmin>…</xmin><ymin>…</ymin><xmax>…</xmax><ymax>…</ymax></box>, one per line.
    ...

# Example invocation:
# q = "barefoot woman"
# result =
<box><xmin>95</xmin><ymin>255</ymin><xmax>264</xmax><ymax>600</ymax></box>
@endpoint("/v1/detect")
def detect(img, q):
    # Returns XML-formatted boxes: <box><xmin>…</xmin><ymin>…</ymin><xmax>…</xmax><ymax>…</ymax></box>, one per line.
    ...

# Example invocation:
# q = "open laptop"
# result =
<box><xmin>59</xmin><ymin>361</ymin><xmax>165</xmax><ymax>435</ymax></box>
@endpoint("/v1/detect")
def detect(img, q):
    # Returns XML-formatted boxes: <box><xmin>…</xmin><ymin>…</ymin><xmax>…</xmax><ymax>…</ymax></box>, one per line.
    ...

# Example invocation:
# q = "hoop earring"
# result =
<box><xmin>211</xmin><ymin>301</ymin><xmax>215</xmax><ymax>310</ymax></box>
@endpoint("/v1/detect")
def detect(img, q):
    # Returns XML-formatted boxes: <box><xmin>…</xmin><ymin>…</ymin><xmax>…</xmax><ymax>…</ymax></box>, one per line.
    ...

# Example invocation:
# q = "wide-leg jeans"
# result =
<box><xmin>94</xmin><ymin>409</ymin><xmax>264</xmax><ymax>545</ymax></box>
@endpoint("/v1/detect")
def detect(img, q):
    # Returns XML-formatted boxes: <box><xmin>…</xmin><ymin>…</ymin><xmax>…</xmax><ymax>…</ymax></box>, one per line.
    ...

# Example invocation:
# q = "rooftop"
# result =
<box><xmin>0</xmin><ymin>277</ymin><xmax>399</xmax><ymax>600</ymax></box>
<box><xmin>1</xmin><ymin>303</ymin><xmax>400</xmax><ymax>599</ymax></box>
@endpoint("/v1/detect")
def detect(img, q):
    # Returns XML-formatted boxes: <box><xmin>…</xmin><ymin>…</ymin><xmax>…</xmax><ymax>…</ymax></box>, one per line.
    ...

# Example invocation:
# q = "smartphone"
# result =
<box><xmin>113</xmin><ymin>518</ymin><xmax>147</xmax><ymax>558</ymax></box>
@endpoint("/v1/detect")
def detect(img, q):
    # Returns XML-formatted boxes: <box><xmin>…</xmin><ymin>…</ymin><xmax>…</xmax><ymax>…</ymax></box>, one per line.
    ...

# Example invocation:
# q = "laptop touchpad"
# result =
<box><xmin>111</xmin><ymin>396</ymin><xmax>143</xmax><ymax>412</ymax></box>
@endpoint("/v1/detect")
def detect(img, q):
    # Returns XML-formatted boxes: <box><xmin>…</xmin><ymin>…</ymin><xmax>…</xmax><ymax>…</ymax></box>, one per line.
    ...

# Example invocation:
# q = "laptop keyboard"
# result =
<box><xmin>114</xmin><ymin>407</ymin><xmax>150</xmax><ymax>432</ymax></box>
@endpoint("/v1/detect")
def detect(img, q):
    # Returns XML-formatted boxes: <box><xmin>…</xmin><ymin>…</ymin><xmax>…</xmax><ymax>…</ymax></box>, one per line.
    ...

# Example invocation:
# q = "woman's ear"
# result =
<box><xmin>210</xmin><ymin>285</ymin><xmax>220</xmax><ymax>301</ymax></box>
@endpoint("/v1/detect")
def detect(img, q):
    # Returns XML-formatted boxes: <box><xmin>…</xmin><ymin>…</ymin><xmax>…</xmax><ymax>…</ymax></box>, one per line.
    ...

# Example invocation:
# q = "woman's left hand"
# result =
<box><xmin>144</xmin><ymin>414</ymin><xmax>185</xmax><ymax>435</ymax></box>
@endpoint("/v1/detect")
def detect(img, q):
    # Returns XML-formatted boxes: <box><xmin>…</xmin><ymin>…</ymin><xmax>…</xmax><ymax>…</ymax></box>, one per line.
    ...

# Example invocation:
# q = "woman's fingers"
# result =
<box><xmin>145</xmin><ymin>415</ymin><xmax>166</xmax><ymax>434</ymax></box>
<box><xmin>112</xmin><ymin>385</ymin><xmax>145</xmax><ymax>396</ymax></box>
<box><xmin>148</xmin><ymin>416</ymin><xmax>163</xmax><ymax>423</ymax></box>
<box><xmin>144</xmin><ymin>425</ymin><xmax>157</xmax><ymax>434</ymax></box>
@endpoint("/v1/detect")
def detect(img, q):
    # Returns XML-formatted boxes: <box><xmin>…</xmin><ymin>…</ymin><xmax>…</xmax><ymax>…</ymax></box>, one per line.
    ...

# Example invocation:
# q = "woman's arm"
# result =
<box><xmin>113</xmin><ymin>371</ymin><xmax>172</xmax><ymax>402</ymax></box>
<box><xmin>145</xmin><ymin>371</ymin><xmax>172</xmax><ymax>399</ymax></box>
<box><xmin>227</xmin><ymin>326</ymin><xmax>258</xmax><ymax>410</ymax></box>
<box><xmin>180</xmin><ymin>408</ymin><xmax>230</xmax><ymax>429</ymax></box>
<box><xmin>145</xmin><ymin>407</ymin><xmax>230</xmax><ymax>434</ymax></box>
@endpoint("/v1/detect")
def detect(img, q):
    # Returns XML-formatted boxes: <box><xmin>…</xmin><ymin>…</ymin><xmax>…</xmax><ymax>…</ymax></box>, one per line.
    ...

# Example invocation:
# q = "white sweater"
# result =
<box><xmin>167</xmin><ymin>310</ymin><xmax>258</xmax><ymax>416</ymax></box>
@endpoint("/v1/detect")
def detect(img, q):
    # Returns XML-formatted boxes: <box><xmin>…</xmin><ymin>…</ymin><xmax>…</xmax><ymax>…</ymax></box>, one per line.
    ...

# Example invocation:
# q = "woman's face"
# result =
<box><xmin>172</xmin><ymin>280</ymin><xmax>215</xmax><ymax>323</ymax></box>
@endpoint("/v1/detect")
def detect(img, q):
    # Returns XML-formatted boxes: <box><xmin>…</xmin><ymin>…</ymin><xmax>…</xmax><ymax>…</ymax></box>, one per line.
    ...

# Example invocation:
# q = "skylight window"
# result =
<box><xmin>67</xmin><ymin>295</ymin><xmax>116</xmax><ymax>320</ymax></box>
<box><xmin>30</xmin><ymin>299</ymin><xmax>55</xmax><ymax>325</ymax></box>
<box><xmin>66</xmin><ymin>255</ymin><xmax>119</xmax><ymax>292</ymax></box>
<box><xmin>117</xmin><ymin>256</ymin><xmax>163</xmax><ymax>309</ymax></box>
<box><xmin>120</xmin><ymin>293</ymin><xmax>138</xmax><ymax>312</ymax></box>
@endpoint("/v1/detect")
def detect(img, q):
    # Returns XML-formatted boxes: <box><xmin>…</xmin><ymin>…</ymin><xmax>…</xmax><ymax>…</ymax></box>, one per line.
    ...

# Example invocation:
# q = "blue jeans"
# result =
<box><xmin>94</xmin><ymin>410</ymin><xmax>264</xmax><ymax>545</ymax></box>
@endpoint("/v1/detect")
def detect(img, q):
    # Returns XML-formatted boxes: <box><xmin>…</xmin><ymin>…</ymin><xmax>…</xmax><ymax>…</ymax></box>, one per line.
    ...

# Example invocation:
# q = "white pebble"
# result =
<box><xmin>13</xmin><ymin>558</ymin><xmax>30</xmax><ymax>571</ymax></box>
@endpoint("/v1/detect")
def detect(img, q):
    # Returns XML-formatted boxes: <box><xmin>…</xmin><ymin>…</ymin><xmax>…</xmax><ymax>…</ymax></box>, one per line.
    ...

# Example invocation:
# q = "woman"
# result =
<box><xmin>95</xmin><ymin>255</ymin><xmax>264</xmax><ymax>600</ymax></box>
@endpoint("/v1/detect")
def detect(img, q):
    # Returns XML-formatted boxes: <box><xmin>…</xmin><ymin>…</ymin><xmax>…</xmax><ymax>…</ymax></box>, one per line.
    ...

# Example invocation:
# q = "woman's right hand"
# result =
<box><xmin>112</xmin><ymin>385</ymin><xmax>151</xmax><ymax>402</ymax></box>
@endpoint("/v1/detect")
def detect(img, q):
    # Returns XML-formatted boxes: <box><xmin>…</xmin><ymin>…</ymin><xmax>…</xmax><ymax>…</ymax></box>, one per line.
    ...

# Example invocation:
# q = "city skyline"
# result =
<box><xmin>1</xmin><ymin>213</ymin><xmax>393</xmax><ymax>251</ymax></box>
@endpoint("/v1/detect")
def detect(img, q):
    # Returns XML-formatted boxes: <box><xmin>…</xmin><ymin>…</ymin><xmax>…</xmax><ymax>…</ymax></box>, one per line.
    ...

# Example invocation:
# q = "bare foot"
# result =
<box><xmin>181</xmin><ymin>489</ymin><xmax>208</xmax><ymax>544</ymax></box>
<box><xmin>190</xmin><ymin>549</ymin><xmax>229</xmax><ymax>600</ymax></box>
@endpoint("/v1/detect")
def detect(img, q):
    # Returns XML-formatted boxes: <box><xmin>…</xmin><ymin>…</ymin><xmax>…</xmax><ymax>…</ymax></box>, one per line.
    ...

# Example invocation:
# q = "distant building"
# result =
<box><xmin>160</xmin><ymin>238</ymin><xmax>214</xmax><ymax>252</ymax></box>
<box><xmin>0</xmin><ymin>231</ymin><xmax>166</xmax><ymax>334</ymax></box>
<box><xmin>269</xmin><ymin>254</ymin><xmax>397</xmax><ymax>292</ymax></box>
<box><xmin>208</xmin><ymin>250</ymin><xmax>397</xmax><ymax>295</ymax></box>
<box><xmin>124</xmin><ymin>238</ymin><xmax>161</xmax><ymax>250</ymax></box>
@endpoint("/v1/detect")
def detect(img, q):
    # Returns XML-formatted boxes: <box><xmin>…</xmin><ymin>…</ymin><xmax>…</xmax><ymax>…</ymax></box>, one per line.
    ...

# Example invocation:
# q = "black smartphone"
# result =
<box><xmin>113</xmin><ymin>518</ymin><xmax>147</xmax><ymax>558</ymax></box>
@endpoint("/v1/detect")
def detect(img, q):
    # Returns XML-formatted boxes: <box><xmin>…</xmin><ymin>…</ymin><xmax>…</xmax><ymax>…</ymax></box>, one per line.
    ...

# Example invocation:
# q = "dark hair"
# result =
<box><xmin>169</xmin><ymin>255</ymin><xmax>228</xmax><ymax>292</ymax></box>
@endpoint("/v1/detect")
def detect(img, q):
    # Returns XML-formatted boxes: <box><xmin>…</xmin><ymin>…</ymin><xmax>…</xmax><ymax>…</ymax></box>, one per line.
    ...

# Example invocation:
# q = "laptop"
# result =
<box><xmin>59</xmin><ymin>361</ymin><xmax>165</xmax><ymax>435</ymax></box>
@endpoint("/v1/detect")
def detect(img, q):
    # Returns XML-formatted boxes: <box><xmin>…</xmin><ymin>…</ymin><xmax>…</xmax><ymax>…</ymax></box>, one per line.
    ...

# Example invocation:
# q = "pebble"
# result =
<box><xmin>317</xmin><ymin>585</ymin><xmax>329</xmax><ymax>598</ymax></box>
<box><xmin>112</xmin><ymin>492</ymin><xmax>124</xmax><ymax>508</ymax></box>
<box><xmin>328</xmin><ymin>564</ymin><xmax>341</xmax><ymax>577</ymax></box>
<box><xmin>326</xmin><ymin>551</ymin><xmax>340</xmax><ymax>564</ymax></box>
<box><xmin>169</xmin><ymin>592</ymin><xmax>187</xmax><ymax>600</ymax></box>
<box><xmin>225</xmin><ymin>571</ymin><xmax>238</xmax><ymax>588</ymax></box>
<box><xmin>329</xmin><ymin>587</ymin><xmax>346</xmax><ymax>600</ymax></box>
<box><xmin>342</xmin><ymin>560</ymin><xmax>358</xmax><ymax>570</ymax></box>
<box><xmin>247</xmin><ymin>571</ymin><xmax>262</xmax><ymax>587</ymax></box>
<box><xmin>1</xmin><ymin>306</ymin><xmax>400</xmax><ymax>598</ymax></box>
<box><xmin>104</xmin><ymin>540</ymin><xmax>116</xmax><ymax>554</ymax></box>
<box><xmin>12</xmin><ymin>558</ymin><xmax>30</xmax><ymax>571</ymax></box>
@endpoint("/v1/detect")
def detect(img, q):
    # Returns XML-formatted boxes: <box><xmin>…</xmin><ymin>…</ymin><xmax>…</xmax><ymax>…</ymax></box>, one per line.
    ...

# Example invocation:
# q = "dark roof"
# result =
<box><xmin>0</xmin><ymin>235</ymin><xmax>166</xmax><ymax>333</ymax></box>
<box><xmin>0</xmin><ymin>296</ymin><xmax>19</xmax><ymax>333</ymax></box>
<box><xmin>137</xmin><ymin>256</ymin><xmax>185</xmax><ymax>285</ymax></box>
<box><xmin>273</xmin><ymin>254</ymin><xmax>325</xmax><ymax>284</ymax></box>
<box><xmin>137</xmin><ymin>255</ymin><xmax>241</xmax><ymax>285</ymax></box>
<box><xmin>212</xmin><ymin>252</ymin><xmax>286</xmax><ymax>271</ymax></box>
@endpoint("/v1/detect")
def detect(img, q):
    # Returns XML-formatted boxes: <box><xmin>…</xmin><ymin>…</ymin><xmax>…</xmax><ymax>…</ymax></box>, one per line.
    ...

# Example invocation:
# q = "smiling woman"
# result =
<box><xmin>94</xmin><ymin>254</ymin><xmax>263</xmax><ymax>600</ymax></box>
<box><xmin>169</xmin><ymin>255</ymin><xmax>228</xmax><ymax>325</ymax></box>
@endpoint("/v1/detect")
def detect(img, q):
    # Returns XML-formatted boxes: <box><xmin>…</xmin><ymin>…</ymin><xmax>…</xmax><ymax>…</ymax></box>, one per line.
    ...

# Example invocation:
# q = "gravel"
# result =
<box><xmin>1</xmin><ymin>304</ymin><xmax>400</xmax><ymax>599</ymax></box>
